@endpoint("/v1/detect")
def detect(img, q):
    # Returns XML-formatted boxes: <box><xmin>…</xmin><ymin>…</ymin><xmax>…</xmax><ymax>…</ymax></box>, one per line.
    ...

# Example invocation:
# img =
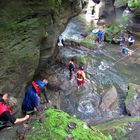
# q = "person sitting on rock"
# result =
<box><xmin>77</xmin><ymin>66</ymin><xmax>86</xmax><ymax>90</ymax></box>
<box><xmin>128</xmin><ymin>34</ymin><xmax>135</xmax><ymax>47</ymax></box>
<box><xmin>121</xmin><ymin>47</ymin><xmax>133</xmax><ymax>56</ymax></box>
<box><xmin>68</xmin><ymin>58</ymin><xmax>75</xmax><ymax>80</ymax></box>
<box><xmin>22</xmin><ymin>79</ymin><xmax>49</xmax><ymax>114</ymax></box>
<box><xmin>0</xmin><ymin>94</ymin><xmax>29</xmax><ymax>129</ymax></box>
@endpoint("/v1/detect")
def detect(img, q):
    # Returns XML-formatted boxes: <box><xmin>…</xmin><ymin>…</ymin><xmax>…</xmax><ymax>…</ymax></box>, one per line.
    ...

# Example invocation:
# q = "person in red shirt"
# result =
<box><xmin>0</xmin><ymin>94</ymin><xmax>29</xmax><ymax>129</ymax></box>
<box><xmin>76</xmin><ymin>66</ymin><xmax>86</xmax><ymax>90</ymax></box>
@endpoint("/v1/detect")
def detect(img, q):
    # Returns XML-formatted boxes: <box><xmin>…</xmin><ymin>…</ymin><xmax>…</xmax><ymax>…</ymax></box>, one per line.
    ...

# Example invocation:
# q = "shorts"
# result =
<box><xmin>77</xmin><ymin>80</ymin><xmax>85</xmax><ymax>86</ymax></box>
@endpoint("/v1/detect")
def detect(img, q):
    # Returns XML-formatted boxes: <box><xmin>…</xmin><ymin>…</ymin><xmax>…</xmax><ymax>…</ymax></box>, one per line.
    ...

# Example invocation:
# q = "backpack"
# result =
<box><xmin>32</xmin><ymin>81</ymin><xmax>39</xmax><ymax>94</ymax></box>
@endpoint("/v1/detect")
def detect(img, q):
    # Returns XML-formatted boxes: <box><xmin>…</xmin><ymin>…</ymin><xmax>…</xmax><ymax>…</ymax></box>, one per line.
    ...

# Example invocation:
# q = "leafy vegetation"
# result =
<box><xmin>104</xmin><ymin>24</ymin><xmax>121</xmax><ymax>43</ymax></box>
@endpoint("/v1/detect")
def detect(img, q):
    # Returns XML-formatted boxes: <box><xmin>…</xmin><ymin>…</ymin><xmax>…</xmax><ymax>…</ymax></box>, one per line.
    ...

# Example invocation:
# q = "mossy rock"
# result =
<box><xmin>25</xmin><ymin>108</ymin><xmax>108</xmax><ymax>140</ymax></box>
<box><xmin>95</xmin><ymin>116</ymin><xmax>140</xmax><ymax>140</ymax></box>
<box><xmin>80</xmin><ymin>34</ymin><xmax>97</xmax><ymax>48</ymax></box>
<box><xmin>73</xmin><ymin>55</ymin><xmax>88</xmax><ymax>67</ymax></box>
<box><xmin>125</xmin><ymin>83</ymin><xmax>136</xmax><ymax>105</ymax></box>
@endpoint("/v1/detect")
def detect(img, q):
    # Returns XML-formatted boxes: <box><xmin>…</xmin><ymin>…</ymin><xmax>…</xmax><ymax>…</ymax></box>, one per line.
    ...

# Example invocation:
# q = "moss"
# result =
<box><xmin>26</xmin><ymin>108</ymin><xmax>109</xmax><ymax>140</ymax></box>
<box><xmin>95</xmin><ymin>116</ymin><xmax>140</xmax><ymax>140</ymax></box>
<box><xmin>80</xmin><ymin>34</ymin><xmax>97</xmax><ymax>48</ymax></box>
<box><xmin>73</xmin><ymin>56</ymin><xmax>88</xmax><ymax>66</ymax></box>
<box><xmin>125</xmin><ymin>83</ymin><xmax>135</xmax><ymax>105</ymax></box>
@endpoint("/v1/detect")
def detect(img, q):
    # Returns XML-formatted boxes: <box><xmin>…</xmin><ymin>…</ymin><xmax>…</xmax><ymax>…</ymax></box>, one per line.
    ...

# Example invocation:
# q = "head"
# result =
<box><xmin>80</xmin><ymin>66</ymin><xmax>84</xmax><ymax>70</ymax></box>
<box><xmin>71</xmin><ymin>58</ymin><xmax>74</xmax><ymax>62</ymax></box>
<box><xmin>43</xmin><ymin>79</ymin><xmax>48</xmax><ymax>85</ymax></box>
<box><xmin>2</xmin><ymin>93</ymin><xmax>8</xmax><ymax>101</ymax></box>
<box><xmin>7</xmin><ymin>96</ymin><xmax>17</xmax><ymax>108</ymax></box>
<box><xmin>36</xmin><ymin>79</ymin><xmax>48</xmax><ymax>93</ymax></box>
<box><xmin>101</xmin><ymin>61</ymin><xmax>104</xmax><ymax>65</ymax></box>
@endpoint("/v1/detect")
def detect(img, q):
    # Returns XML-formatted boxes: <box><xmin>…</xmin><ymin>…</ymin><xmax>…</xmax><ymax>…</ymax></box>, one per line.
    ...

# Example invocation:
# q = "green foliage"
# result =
<box><xmin>44</xmin><ymin>32</ymin><xmax>49</xmax><ymax>38</ymax></box>
<box><xmin>26</xmin><ymin>108</ymin><xmax>108</xmax><ymax>140</ymax></box>
<box><xmin>128</xmin><ymin>0</ymin><xmax>139</xmax><ymax>9</ymax></box>
<box><xmin>104</xmin><ymin>24</ymin><xmax>121</xmax><ymax>43</ymax></box>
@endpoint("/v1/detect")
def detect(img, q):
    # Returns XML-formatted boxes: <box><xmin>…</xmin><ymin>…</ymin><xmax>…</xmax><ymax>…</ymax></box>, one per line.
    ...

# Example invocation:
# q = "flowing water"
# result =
<box><xmin>56</xmin><ymin>13</ymin><xmax>140</xmax><ymax>122</ymax></box>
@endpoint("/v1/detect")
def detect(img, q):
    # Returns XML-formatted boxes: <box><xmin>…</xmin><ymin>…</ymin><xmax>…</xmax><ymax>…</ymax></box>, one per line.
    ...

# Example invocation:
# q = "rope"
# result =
<box><xmin>112</xmin><ymin>46</ymin><xmax>140</xmax><ymax>66</ymax></box>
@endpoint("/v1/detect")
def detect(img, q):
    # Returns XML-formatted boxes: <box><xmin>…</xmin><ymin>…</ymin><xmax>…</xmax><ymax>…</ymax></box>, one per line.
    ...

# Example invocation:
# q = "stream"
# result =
<box><xmin>49</xmin><ymin>12</ymin><xmax>140</xmax><ymax>123</ymax></box>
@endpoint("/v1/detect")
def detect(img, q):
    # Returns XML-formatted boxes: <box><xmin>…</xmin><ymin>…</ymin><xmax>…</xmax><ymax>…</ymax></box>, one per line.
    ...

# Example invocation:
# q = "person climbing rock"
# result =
<box><xmin>22</xmin><ymin>79</ymin><xmax>49</xmax><ymax>114</ymax></box>
<box><xmin>119</xmin><ymin>35</ymin><xmax>125</xmax><ymax>46</ymax></box>
<box><xmin>97</xmin><ymin>29</ymin><xmax>103</xmax><ymax>43</ymax></box>
<box><xmin>0</xmin><ymin>94</ymin><xmax>29</xmax><ymax>130</ymax></box>
<box><xmin>121</xmin><ymin>47</ymin><xmax>133</xmax><ymax>56</ymax></box>
<box><xmin>68</xmin><ymin>59</ymin><xmax>75</xmax><ymax>80</ymax></box>
<box><xmin>77</xmin><ymin>66</ymin><xmax>86</xmax><ymax>90</ymax></box>
<box><xmin>58</xmin><ymin>34</ymin><xmax>65</xmax><ymax>47</ymax></box>
<box><xmin>35</xmin><ymin>79</ymin><xmax>50</xmax><ymax>103</ymax></box>
<box><xmin>128</xmin><ymin>34</ymin><xmax>135</xmax><ymax>47</ymax></box>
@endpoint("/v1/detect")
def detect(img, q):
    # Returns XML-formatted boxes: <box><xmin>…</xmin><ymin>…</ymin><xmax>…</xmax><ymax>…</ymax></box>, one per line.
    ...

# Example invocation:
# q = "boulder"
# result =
<box><xmin>125</xmin><ymin>83</ymin><xmax>140</xmax><ymax>116</ymax></box>
<box><xmin>100</xmin><ymin>86</ymin><xmax>118</xmax><ymax>110</ymax></box>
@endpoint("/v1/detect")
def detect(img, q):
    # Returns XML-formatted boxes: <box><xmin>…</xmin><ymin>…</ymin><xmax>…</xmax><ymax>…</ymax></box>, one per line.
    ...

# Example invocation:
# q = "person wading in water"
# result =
<box><xmin>76</xmin><ymin>66</ymin><xmax>86</xmax><ymax>90</ymax></box>
<box><xmin>68</xmin><ymin>59</ymin><xmax>75</xmax><ymax>80</ymax></box>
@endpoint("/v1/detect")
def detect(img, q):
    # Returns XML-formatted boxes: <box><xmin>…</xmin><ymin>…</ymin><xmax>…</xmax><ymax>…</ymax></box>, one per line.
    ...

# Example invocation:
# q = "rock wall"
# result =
<box><xmin>0</xmin><ymin>0</ymin><xmax>81</xmax><ymax>97</ymax></box>
<box><xmin>94</xmin><ymin>0</ymin><xmax>116</xmax><ymax>21</ymax></box>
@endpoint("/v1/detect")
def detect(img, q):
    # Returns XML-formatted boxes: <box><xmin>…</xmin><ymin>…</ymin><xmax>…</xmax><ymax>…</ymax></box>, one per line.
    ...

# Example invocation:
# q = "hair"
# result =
<box><xmin>71</xmin><ymin>58</ymin><xmax>74</xmax><ymax>62</ymax></box>
<box><xmin>43</xmin><ymin>79</ymin><xmax>48</xmax><ymax>84</ymax></box>
<box><xmin>80</xmin><ymin>66</ymin><xmax>84</xmax><ymax>70</ymax></box>
<box><xmin>7</xmin><ymin>96</ymin><xmax>17</xmax><ymax>106</ymax></box>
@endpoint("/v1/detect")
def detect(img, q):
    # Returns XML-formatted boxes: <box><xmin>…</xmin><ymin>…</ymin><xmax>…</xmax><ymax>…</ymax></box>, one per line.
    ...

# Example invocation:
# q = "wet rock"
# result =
<box><xmin>0</xmin><ymin>0</ymin><xmax>81</xmax><ymax>97</ymax></box>
<box><xmin>100</xmin><ymin>86</ymin><xmax>118</xmax><ymax>110</ymax></box>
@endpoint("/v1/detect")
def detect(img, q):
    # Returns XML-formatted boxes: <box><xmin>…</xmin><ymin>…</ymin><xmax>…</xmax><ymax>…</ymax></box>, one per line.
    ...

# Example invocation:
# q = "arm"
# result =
<box><xmin>2</xmin><ymin>93</ymin><xmax>8</xmax><ymax>102</ymax></box>
<box><xmin>14</xmin><ymin>115</ymin><xmax>29</xmax><ymax>124</ymax></box>
<box><xmin>82</xmin><ymin>72</ymin><xmax>86</xmax><ymax>80</ymax></box>
<box><xmin>1</xmin><ymin>112</ymin><xmax>29</xmax><ymax>125</ymax></box>
<box><xmin>42</xmin><ymin>88</ymin><xmax>49</xmax><ymax>103</ymax></box>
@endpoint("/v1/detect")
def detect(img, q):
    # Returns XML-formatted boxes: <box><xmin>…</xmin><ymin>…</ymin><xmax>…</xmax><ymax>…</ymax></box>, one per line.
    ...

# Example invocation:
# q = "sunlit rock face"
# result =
<box><xmin>114</xmin><ymin>0</ymin><xmax>140</xmax><ymax>35</ymax></box>
<box><xmin>94</xmin><ymin>0</ymin><xmax>116</xmax><ymax>22</ymax></box>
<box><xmin>0</xmin><ymin>0</ymin><xmax>81</xmax><ymax>96</ymax></box>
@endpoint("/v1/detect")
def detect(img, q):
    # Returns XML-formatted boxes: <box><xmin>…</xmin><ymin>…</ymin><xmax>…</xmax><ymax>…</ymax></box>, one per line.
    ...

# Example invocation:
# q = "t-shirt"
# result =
<box><xmin>97</xmin><ymin>31</ymin><xmax>103</xmax><ymax>38</ymax></box>
<box><xmin>128</xmin><ymin>35</ymin><xmax>135</xmax><ymax>43</ymax></box>
<box><xmin>69</xmin><ymin>62</ymin><xmax>75</xmax><ymax>71</ymax></box>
